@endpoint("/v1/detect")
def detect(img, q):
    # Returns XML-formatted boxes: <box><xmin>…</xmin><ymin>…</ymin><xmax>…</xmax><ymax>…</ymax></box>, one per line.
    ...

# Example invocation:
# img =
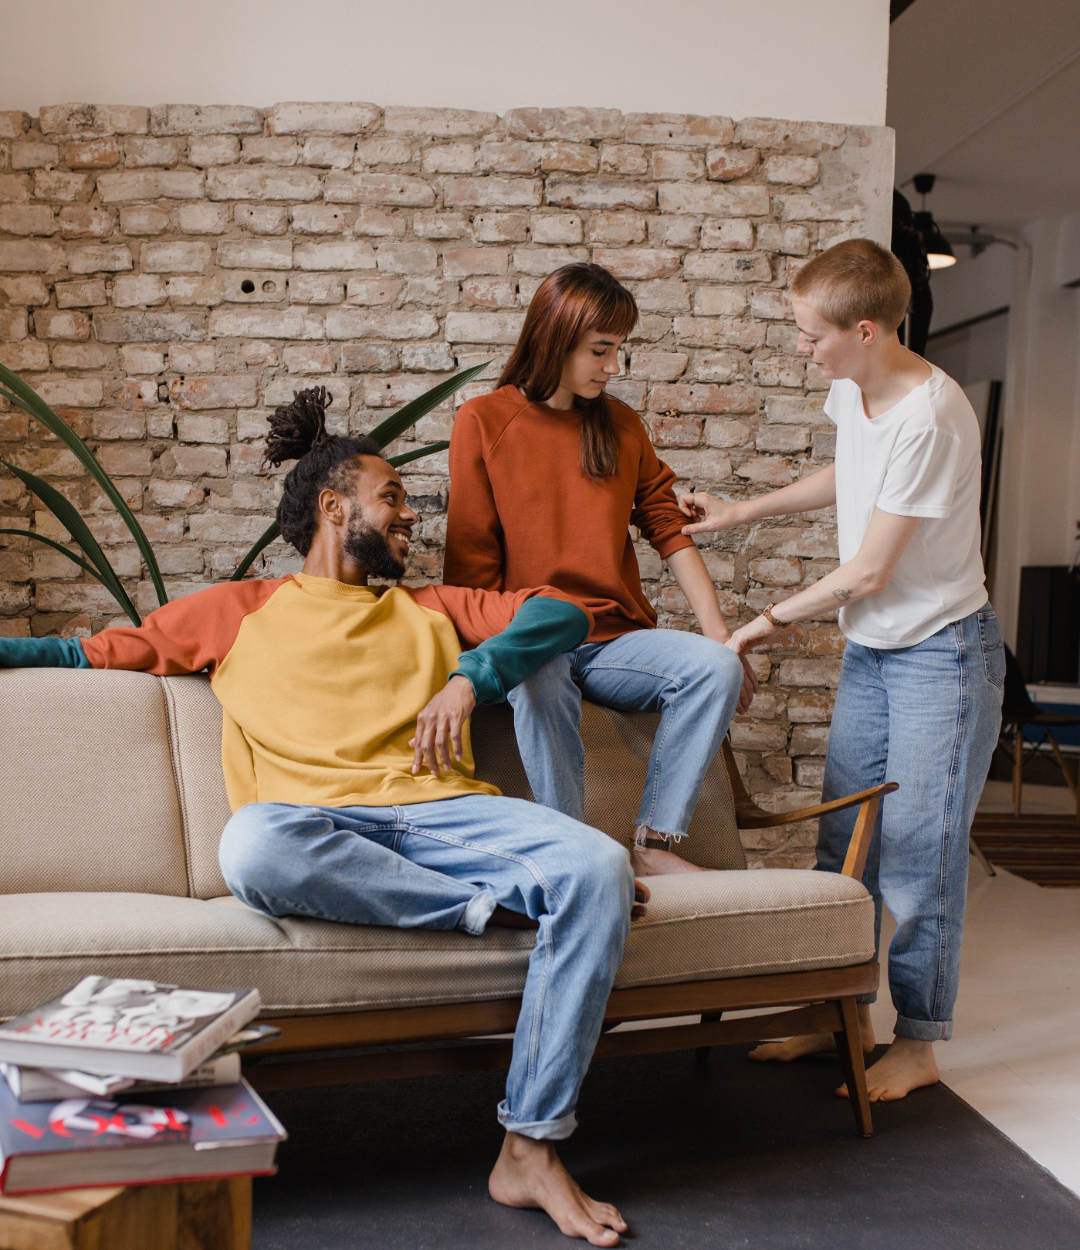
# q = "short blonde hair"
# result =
<box><xmin>790</xmin><ymin>238</ymin><xmax>911</xmax><ymax>332</ymax></box>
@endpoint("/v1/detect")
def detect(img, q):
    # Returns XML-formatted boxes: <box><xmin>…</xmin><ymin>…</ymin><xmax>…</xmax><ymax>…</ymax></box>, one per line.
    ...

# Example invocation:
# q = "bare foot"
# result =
<box><xmin>748</xmin><ymin>1003</ymin><xmax>875</xmax><ymax>1062</ymax></box>
<box><xmin>629</xmin><ymin>844</ymin><xmax>705</xmax><ymax>876</ymax></box>
<box><xmin>837</xmin><ymin>1037</ymin><xmax>939</xmax><ymax>1102</ymax></box>
<box><xmin>489</xmin><ymin>1132</ymin><xmax>627</xmax><ymax>1246</ymax></box>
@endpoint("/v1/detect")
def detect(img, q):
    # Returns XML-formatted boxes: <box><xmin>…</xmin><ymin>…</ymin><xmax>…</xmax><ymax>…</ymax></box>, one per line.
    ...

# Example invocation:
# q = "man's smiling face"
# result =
<box><xmin>339</xmin><ymin>457</ymin><xmax>419</xmax><ymax>580</ymax></box>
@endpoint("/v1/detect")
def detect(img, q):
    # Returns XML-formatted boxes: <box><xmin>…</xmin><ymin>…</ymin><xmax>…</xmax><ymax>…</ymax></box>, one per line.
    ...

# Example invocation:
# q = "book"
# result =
<box><xmin>0</xmin><ymin>1077</ymin><xmax>285</xmax><ymax>1195</ymax></box>
<box><xmin>1</xmin><ymin>1052</ymin><xmax>242</xmax><ymax>1103</ymax></box>
<box><xmin>0</xmin><ymin>977</ymin><xmax>260</xmax><ymax>1083</ymax></box>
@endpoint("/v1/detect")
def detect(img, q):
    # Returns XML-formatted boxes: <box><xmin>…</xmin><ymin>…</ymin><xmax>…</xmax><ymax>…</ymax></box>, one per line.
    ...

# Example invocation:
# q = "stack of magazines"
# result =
<box><xmin>0</xmin><ymin>975</ymin><xmax>286</xmax><ymax>1194</ymax></box>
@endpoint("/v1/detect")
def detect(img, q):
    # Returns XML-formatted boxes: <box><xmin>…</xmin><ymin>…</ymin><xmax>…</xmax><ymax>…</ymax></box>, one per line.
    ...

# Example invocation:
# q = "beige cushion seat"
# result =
<box><xmin>0</xmin><ymin>871</ymin><xmax>873</xmax><ymax>1020</ymax></box>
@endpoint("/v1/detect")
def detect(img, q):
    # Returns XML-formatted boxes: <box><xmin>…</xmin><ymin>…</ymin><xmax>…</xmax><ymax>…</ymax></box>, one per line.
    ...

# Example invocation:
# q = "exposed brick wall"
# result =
<box><xmin>0</xmin><ymin>101</ymin><xmax>893</xmax><ymax>865</ymax></box>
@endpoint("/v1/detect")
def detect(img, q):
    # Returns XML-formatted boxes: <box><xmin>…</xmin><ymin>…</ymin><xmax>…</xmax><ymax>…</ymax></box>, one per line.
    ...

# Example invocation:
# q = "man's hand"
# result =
<box><xmin>632</xmin><ymin>878</ymin><xmax>650</xmax><ymax>920</ymax></box>
<box><xmin>736</xmin><ymin>654</ymin><xmax>759</xmax><ymax>713</ymax></box>
<box><xmin>677</xmin><ymin>490</ymin><xmax>744</xmax><ymax>535</ymax></box>
<box><xmin>410</xmin><ymin>675</ymin><xmax>477</xmax><ymax>775</ymax></box>
<box><xmin>726</xmin><ymin>615</ymin><xmax>780</xmax><ymax>656</ymax></box>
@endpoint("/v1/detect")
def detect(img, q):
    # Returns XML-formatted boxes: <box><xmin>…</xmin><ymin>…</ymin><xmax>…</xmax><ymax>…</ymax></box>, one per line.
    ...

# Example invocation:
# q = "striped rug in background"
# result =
<box><xmin>971</xmin><ymin>814</ymin><xmax>1080</xmax><ymax>887</ymax></box>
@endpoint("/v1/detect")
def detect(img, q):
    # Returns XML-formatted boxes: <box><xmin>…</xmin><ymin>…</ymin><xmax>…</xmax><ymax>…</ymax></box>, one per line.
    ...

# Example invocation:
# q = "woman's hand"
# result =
<box><xmin>411</xmin><ymin>675</ymin><xmax>477</xmax><ymax>775</ymax></box>
<box><xmin>677</xmin><ymin>491</ymin><xmax>745</xmax><ymax>535</ymax></box>
<box><xmin>725</xmin><ymin>615</ymin><xmax>781</xmax><ymax>656</ymax></box>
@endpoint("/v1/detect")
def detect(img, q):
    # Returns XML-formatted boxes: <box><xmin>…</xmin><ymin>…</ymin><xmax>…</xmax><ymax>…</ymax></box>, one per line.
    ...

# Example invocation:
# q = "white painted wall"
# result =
<box><xmin>1</xmin><ymin>0</ymin><xmax>889</xmax><ymax>124</ymax></box>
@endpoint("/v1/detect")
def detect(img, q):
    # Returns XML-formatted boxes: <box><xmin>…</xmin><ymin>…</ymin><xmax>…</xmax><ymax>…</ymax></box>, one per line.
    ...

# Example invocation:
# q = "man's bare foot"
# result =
<box><xmin>837</xmin><ymin>1037</ymin><xmax>939</xmax><ymax>1102</ymax></box>
<box><xmin>748</xmin><ymin>1003</ymin><xmax>875</xmax><ymax>1062</ymax></box>
<box><xmin>629</xmin><ymin>843</ymin><xmax>705</xmax><ymax>876</ymax></box>
<box><xmin>489</xmin><ymin>1132</ymin><xmax>627</xmax><ymax>1246</ymax></box>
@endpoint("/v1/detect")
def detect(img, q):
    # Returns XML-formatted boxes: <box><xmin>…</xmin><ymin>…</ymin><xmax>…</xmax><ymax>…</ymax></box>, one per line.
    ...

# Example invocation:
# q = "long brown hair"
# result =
<box><xmin>497</xmin><ymin>263</ymin><xmax>638</xmax><ymax>479</ymax></box>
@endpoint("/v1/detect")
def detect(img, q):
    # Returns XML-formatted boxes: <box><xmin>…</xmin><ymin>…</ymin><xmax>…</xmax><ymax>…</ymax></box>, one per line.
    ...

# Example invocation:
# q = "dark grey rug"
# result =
<box><xmin>251</xmin><ymin>1045</ymin><xmax>1080</xmax><ymax>1249</ymax></box>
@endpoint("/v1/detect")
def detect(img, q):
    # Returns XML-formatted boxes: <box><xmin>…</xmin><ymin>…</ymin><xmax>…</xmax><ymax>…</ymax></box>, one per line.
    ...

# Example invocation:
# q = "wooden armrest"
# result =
<box><xmin>732</xmin><ymin>782</ymin><xmax>899</xmax><ymax>829</ymax></box>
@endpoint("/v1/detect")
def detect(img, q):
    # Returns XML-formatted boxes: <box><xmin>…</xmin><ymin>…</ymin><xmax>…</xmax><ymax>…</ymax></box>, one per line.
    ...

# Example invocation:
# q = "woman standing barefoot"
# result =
<box><xmin>445</xmin><ymin>263</ymin><xmax>754</xmax><ymax>876</ymax></box>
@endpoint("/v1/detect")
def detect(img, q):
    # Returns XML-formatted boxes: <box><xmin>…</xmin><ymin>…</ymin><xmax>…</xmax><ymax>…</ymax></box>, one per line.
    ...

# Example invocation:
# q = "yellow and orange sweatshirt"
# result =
<box><xmin>0</xmin><ymin>575</ymin><xmax>589</xmax><ymax>811</ymax></box>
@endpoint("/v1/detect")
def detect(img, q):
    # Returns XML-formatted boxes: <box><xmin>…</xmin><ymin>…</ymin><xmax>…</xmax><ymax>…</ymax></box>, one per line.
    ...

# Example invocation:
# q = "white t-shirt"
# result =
<box><xmin>824</xmin><ymin>364</ymin><xmax>987</xmax><ymax>649</ymax></box>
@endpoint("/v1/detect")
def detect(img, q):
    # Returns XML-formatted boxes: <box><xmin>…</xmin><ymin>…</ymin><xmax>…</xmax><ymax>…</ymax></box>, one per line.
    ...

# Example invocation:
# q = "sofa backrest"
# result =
<box><xmin>0</xmin><ymin>669</ymin><xmax>746</xmax><ymax>900</ymax></box>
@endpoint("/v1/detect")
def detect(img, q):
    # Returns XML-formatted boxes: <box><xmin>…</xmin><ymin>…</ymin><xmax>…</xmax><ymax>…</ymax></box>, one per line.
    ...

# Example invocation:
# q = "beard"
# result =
<box><xmin>342</xmin><ymin>513</ymin><xmax>407</xmax><ymax>581</ymax></box>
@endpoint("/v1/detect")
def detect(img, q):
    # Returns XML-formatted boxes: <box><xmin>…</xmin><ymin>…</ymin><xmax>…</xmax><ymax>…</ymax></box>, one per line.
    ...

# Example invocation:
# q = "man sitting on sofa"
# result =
<box><xmin>0</xmin><ymin>387</ymin><xmax>645</xmax><ymax>1248</ymax></box>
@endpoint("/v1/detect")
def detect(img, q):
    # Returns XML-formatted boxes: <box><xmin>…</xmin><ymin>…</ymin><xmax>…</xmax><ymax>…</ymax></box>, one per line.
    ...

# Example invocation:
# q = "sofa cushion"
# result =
<box><xmin>0</xmin><ymin>670</ymin><xmax>190</xmax><ymax>896</ymax></box>
<box><xmin>0</xmin><ymin>872</ymin><xmax>873</xmax><ymax>1021</ymax></box>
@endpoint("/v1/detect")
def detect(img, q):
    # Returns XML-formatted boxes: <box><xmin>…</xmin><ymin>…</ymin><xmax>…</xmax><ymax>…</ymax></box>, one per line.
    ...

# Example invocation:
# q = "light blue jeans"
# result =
<box><xmin>507</xmin><ymin>629</ymin><xmax>745</xmax><ymax>838</ymax></box>
<box><xmin>817</xmin><ymin>603</ymin><xmax>1005</xmax><ymax>1041</ymax></box>
<box><xmin>218</xmin><ymin>793</ymin><xmax>634</xmax><ymax>1140</ymax></box>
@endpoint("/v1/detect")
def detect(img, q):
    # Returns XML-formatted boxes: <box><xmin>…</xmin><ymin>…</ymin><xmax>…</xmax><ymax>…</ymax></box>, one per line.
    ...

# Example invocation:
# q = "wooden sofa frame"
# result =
<box><xmin>246</xmin><ymin>742</ymin><xmax>896</xmax><ymax>1139</ymax></box>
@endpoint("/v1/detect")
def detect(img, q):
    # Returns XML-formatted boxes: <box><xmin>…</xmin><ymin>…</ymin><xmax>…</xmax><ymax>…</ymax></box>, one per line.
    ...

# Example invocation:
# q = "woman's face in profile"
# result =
<box><xmin>556</xmin><ymin>329</ymin><xmax>626</xmax><ymax>404</ymax></box>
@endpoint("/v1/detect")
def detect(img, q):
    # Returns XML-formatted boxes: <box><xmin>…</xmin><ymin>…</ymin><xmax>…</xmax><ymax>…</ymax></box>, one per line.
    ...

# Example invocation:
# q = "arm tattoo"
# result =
<box><xmin>832</xmin><ymin>588</ymin><xmax>852</xmax><ymax>602</ymax></box>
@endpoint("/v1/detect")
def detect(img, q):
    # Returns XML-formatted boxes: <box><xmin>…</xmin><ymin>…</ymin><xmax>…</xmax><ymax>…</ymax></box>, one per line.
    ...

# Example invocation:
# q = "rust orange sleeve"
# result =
<box><xmin>408</xmin><ymin>584</ymin><xmax>591</xmax><ymax>647</ymax></box>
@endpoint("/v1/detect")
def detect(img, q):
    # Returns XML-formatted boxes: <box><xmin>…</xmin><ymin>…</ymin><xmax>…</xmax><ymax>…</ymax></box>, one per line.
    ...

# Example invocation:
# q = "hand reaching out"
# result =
<box><xmin>677</xmin><ymin>490</ymin><xmax>744</xmax><ymax>535</ymax></box>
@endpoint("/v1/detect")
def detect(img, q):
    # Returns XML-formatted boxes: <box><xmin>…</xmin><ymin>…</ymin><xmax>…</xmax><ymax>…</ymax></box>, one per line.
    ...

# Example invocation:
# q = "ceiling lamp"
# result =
<box><xmin>912</xmin><ymin>173</ymin><xmax>956</xmax><ymax>269</ymax></box>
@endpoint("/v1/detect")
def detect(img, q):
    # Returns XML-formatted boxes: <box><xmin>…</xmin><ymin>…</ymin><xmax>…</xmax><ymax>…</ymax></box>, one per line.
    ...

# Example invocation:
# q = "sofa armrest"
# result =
<box><xmin>721</xmin><ymin>739</ymin><xmax>897</xmax><ymax>881</ymax></box>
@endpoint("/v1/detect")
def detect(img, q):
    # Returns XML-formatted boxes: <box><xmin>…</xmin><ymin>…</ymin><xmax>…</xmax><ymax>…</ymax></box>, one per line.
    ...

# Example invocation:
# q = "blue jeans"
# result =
<box><xmin>507</xmin><ymin>629</ymin><xmax>744</xmax><ymax>838</ymax></box>
<box><xmin>218</xmin><ymin>793</ymin><xmax>634</xmax><ymax>1140</ymax></box>
<box><xmin>817</xmin><ymin>603</ymin><xmax>1004</xmax><ymax>1041</ymax></box>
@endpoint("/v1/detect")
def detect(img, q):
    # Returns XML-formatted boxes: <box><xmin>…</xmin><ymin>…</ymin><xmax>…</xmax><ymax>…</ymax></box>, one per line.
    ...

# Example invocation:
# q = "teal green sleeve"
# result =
<box><xmin>451</xmin><ymin>598</ymin><xmax>588</xmax><ymax>704</ymax></box>
<box><xmin>0</xmin><ymin>637</ymin><xmax>90</xmax><ymax>668</ymax></box>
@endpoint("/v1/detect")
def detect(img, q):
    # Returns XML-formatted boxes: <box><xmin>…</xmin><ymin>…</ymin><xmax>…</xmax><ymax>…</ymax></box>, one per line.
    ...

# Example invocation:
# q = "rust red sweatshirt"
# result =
<box><xmin>444</xmin><ymin>385</ymin><xmax>695</xmax><ymax>642</ymax></box>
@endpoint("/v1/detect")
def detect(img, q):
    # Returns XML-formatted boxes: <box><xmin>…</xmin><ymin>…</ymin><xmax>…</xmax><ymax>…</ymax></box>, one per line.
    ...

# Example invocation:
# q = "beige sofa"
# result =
<box><xmin>0</xmin><ymin>669</ymin><xmax>891</xmax><ymax>1134</ymax></box>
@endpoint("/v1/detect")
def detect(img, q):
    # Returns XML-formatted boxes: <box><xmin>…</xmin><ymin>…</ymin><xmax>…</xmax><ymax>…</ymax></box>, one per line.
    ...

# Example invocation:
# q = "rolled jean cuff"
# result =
<box><xmin>498</xmin><ymin>1102</ymin><xmax>578</xmax><ymax>1141</ymax></box>
<box><xmin>459</xmin><ymin>888</ymin><xmax>497</xmax><ymax>936</ymax></box>
<box><xmin>894</xmin><ymin>1013</ymin><xmax>952</xmax><ymax>1042</ymax></box>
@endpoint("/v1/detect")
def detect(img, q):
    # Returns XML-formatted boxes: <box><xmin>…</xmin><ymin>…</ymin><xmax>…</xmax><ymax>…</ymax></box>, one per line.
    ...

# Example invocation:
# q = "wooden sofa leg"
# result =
<box><xmin>834</xmin><ymin>997</ymin><xmax>873</xmax><ymax>1137</ymax></box>
<box><xmin>695</xmin><ymin>1011</ymin><xmax>723</xmax><ymax>1068</ymax></box>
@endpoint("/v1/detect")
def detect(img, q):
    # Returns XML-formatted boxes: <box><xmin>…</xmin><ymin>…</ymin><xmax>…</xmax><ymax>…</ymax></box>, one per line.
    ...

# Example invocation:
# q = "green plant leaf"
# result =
<box><xmin>230</xmin><ymin>519</ymin><xmax>280</xmax><ymax>582</ymax></box>
<box><xmin>0</xmin><ymin>363</ymin><xmax>168</xmax><ymax>607</ymax></box>
<box><xmin>366</xmin><ymin>360</ymin><xmax>491</xmax><ymax>450</ymax></box>
<box><xmin>386</xmin><ymin>441</ymin><xmax>450</xmax><ymax>469</ymax></box>
<box><xmin>0</xmin><ymin>527</ymin><xmax>108</xmax><ymax>583</ymax></box>
<box><xmin>0</xmin><ymin>458</ymin><xmax>141</xmax><ymax>624</ymax></box>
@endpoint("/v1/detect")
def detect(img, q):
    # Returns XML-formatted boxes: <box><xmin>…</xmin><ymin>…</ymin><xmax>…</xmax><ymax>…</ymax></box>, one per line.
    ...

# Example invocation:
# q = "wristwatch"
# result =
<box><xmin>761</xmin><ymin>602</ymin><xmax>784</xmax><ymax>628</ymax></box>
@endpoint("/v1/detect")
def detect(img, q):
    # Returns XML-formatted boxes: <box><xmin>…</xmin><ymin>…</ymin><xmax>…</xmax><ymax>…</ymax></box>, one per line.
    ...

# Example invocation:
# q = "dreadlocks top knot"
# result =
<box><xmin>265</xmin><ymin>386</ymin><xmax>334</xmax><ymax>467</ymax></box>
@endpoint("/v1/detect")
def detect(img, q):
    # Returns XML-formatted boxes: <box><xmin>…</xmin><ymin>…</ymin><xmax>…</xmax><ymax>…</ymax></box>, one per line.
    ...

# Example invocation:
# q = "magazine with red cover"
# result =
<box><xmin>0</xmin><ymin>1076</ymin><xmax>286</xmax><ymax>1194</ymax></box>
<box><xmin>0</xmin><ymin>977</ymin><xmax>261</xmax><ymax>1083</ymax></box>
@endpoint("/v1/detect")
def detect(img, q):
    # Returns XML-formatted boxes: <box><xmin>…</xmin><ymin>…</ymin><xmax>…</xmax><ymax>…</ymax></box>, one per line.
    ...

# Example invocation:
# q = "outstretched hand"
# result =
<box><xmin>411</xmin><ymin>675</ymin><xmax>477</xmax><ymax>775</ymax></box>
<box><xmin>726</xmin><ymin>614</ymin><xmax>780</xmax><ymax>656</ymax></box>
<box><xmin>677</xmin><ymin>490</ymin><xmax>743</xmax><ymax>535</ymax></box>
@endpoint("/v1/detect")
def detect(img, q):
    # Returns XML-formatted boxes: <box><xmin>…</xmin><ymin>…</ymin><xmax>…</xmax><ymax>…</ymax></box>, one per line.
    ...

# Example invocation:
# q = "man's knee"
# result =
<box><xmin>508</xmin><ymin>652</ymin><xmax>576</xmax><ymax>706</ymax></box>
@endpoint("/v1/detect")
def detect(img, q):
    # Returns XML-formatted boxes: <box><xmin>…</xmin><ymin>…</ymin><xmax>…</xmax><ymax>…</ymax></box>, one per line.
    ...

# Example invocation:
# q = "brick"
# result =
<box><xmin>650</xmin><ymin>382</ymin><xmax>757</xmax><ymax>414</ymax></box>
<box><xmin>371</xmin><ymin>242</ymin><xmax>435</xmax><ymax>274</ymax></box>
<box><xmin>241</xmin><ymin>136</ymin><xmax>299</xmax><ymax>165</ymax></box>
<box><xmin>774</xmin><ymin>192</ymin><xmax>859</xmax><ymax>223</ymax></box>
<box><xmin>673</xmin><ymin>316</ymin><xmax>766</xmax><ymax>350</ymax></box>
<box><xmin>440</xmin><ymin>247</ymin><xmax>503</xmax><ymax>279</ymax></box>
<box><xmin>755</xmin><ymin>222</ymin><xmax>810</xmax><ymax>256</ymax></box>
<box><xmin>216</xmin><ymin>239</ymin><xmax>292</xmax><ymax>269</ymax></box>
<box><xmin>57</xmin><ymin>206</ymin><xmax>114</xmax><ymax>239</ymax></box>
<box><xmin>693</xmin><ymin>287</ymin><xmax>747</xmax><ymax>317</ymax></box>
<box><xmin>283</xmin><ymin>344</ymin><xmax>335</xmax><ymax>373</ymax></box>
<box><xmin>402</xmin><ymin>342</ymin><xmax>455</xmax><ymax>371</ymax></box>
<box><xmin>33</xmin><ymin>171</ymin><xmax>93</xmax><ymax>201</ymax></box>
<box><xmin>295</xmin><ymin>240</ymin><xmax>377</xmax><ymax>271</ymax></box>
<box><xmin>704</xmin><ymin>417</ymin><xmax>752</xmax><ymax>447</ymax></box>
<box><xmin>169</xmin><ymin>376</ymin><xmax>258</xmax><ymax>410</ymax></box>
<box><xmin>422</xmin><ymin>143</ymin><xmax>479</xmax><ymax>174</ymax></box>
<box><xmin>66</xmin><ymin>244</ymin><xmax>132</xmax><ymax>274</ymax></box>
<box><xmin>630</xmin><ymin>350</ymin><xmax>687</xmax><ymax>381</ymax></box>
<box><xmin>221</xmin><ymin>270</ymin><xmax>287</xmax><ymax>302</ymax></box>
<box><xmin>444</xmin><ymin>177</ymin><xmax>542</xmax><ymax>208</ymax></box>
<box><xmin>208</xmin><ymin>307</ymin><xmax>322</xmax><ymax>339</ymax></box>
<box><xmin>150</xmin><ymin>104</ymin><xmax>261</xmax><ymax>135</ymax></box>
<box><xmin>729</xmin><ymin>722</ymin><xmax>788</xmax><ymax>752</ymax></box>
<box><xmin>750</xmin><ymin>288</ymin><xmax>792</xmax><ymax>320</ymax></box>
<box><xmin>166</xmin><ymin>274</ymin><xmax>224</xmax><ymax>306</ymax></box>
<box><xmin>756</xmin><ymin>424</ymin><xmax>810</xmax><ymax>453</ymax></box>
<box><xmin>289</xmin><ymin>204</ymin><xmax>346</xmax><ymax>234</ymax></box>
<box><xmin>96</xmin><ymin>170</ymin><xmax>204</xmax><ymax>201</ymax></box>
<box><xmin>297</xmin><ymin>136</ymin><xmax>351</xmax><ymax>168</ymax></box>
<box><xmin>461</xmin><ymin>277</ymin><xmax>517</xmax><ymax>308</ymax></box>
<box><xmin>55</xmin><ymin>278</ymin><xmax>105</xmax><ymax>308</ymax></box>
<box><xmin>325</xmin><ymin>172</ymin><xmax>434</xmax><ymax>206</ymax></box>
<box><xmin>60</xmin><ymin>136</ymin><xmax>120</xmax><ymax>168</ymax></box>
<box><xmin>11</xmin><ymin>141</ymin><xmax>59</xmax><ymax>170</ymax></box>
<box><xmin>529</xmin><ymin>213</ymin><xmax>583</xmax><ymax>245</ymax></box>
<box><xmin>139</xmin><ymin>241</ymin><xmax>211</xmax><ymax>273</ymax></box>
<box><xmin>749</xmin><ymin>556</ymin><xmax>803</xmax><ymax>586</ymax></box>
<box><xmin>503</xmin><ymin>108</ymin><xmax>622</xmax><ymax>142</ymax></box>
<box><xmin>169</xmin><ymin>344</ymin><xmax>216</xmax><ymax>372</ymax></box>
<box><xmin>660</xmin><ymin>448</ymin><xmax>732</xmax><ymax>483</ymax></box>
<box><xmin>592</xmin><ymin>247</ymin><xmax>680</xmax><ymax>280</ymax></box>
<box><xmin>234</xmin><ymin>205</ymin><xmax>288</xmax><ymax>234</ymax></box>
<box><xmin>0</xmin><ymin>111</ymin><xmax>28</xmax><ymax>138</ymax></box>
<box><xmin>39</xmin><ymin>104</ymin><xmax>148</xmax><ymax>136</ymax></box>
<box><xmin>652</xmin><ymin>150</ymin><xmax>704</xmax><ymax>181</ymax></box>
<box><xmin>753</xmin><ymin>356</ymin><xmax>804</xmax><ymax>388</ymax></box>
<box><xmin>354</xmin><ymin>137</ymin><xmax>415</xmax><ymax>165</ymax></box>
<box><xmin>649</xmin><ymin>415</ymin><xmax>701</xmax><ymax>447</ymax></box>
<box><xmin>168</xmin><ymin>204</ymin><xmax>223</xmax><ymax>236</ymax></box>
<box><xmin>206</xmin><ymin>167</ymin><xmax>320</xmax><ymax>201</ymax></box>
<box><xmin>119</xmin><ymin>345</ymin><xmax>165</xmax><ymax>372</ymax></box>
<box><xmin>186</xmin><ymin>135</ymin><xmax>240</xmax><ymax>166</ymax></box>
<box><xmin>546</xmin><ymin>179</ymin><xmax>655</xmax><ymax>211</ymax></box>
<box><xmin>778</xmin><ymin>657</ymin><xmax>841</xmax><ymax>688</ymax></box>
<box><xmin>324</xmin><ymin>308</ymin><xmax>438</xmax><ymax>340</ymax></box>
<box><xmin>625</xmin><ymin>113</ymin><xmax>734</xmax><ymax>147</ymax></box>
<box><xmin>735</xmin><ymin>118</ymin><xmax>845</xmax><ymax>152</ymax></box>
<box><xmin>120</xmin><ymin>205</ymin><xmax>171</xmax><ymax>235</ymax></box>
<box><xmin>473</xmin><ymin>212</ymin><xmax>528</xmax><ymax>243</ymax></box>
<box><xmin>0</xmin><ymin>174</ymin><xmax>30</xmax><ymax>201</ymax></box>
<box><xmin>764</xmin><ymin>394</ymin><xmax>828</xmax><ymax>425</ymax></box>
<box><xmin>706</xmin><ymin>147</ymin><xmax>760</xmax><ymax>180</ymax></box>
<box><xmin>587</xmin><ymin>212</ymin><xmax>646</xmax><ymax>246</ymax></box>
<box><xmin>111</xmin><ymin>273</ymin><xmax>168</xmax><ymax>306</ymax></box>
<box><xmin>123</xmin><ymin>136</ymin><xmax>181</xmax><ymax>167</ymax></box>
<box><xmin>0</xmin><ymin>308</ymin><xmax>27</xmax><ymax>340</ymax></box>
<box><xmin>0</xmin><ymin>204</ymin><xmax>56</xmax><ymax>235</ymax></box>
<box><xmin>734</xmin><ymin>455</ymin><xmax>795</xmax><ymax>486</ymax></box>
<box><xmin>28</xmin><ymin>375</ymin><xmax>103</xmax><ymax>407</ymax></box>
<box><xmin>0</xmin><ymin>275</ymin><xmax>49</xmax><ymax>304</ymax></box>
<box><xmin>444</xmin><ymin>311</ymin><xmax>525</xmax><ymax>343</ymax></box>
<box><xmin>33</xmin><ymin>309</ymin><xmax>90</xmax><ymax>341</ymax></box>
<box><xmin>94</xmin><ymin>311</ymin><xmax>206</xmax><ymax>342</ymax></box>
<box><xmin>765</xmin><ymin>155</ymin><xmax>820</xmax><ymax>186</ymax></box>
<box><xmin>353</xmin><ymin>208</ymin><xmax>404</xmax><ymax>237</ymax></box>
<box><xmin>290</xmin><ymin>273</ymin><xmax>345</xmax><ymax>304</ymax></box>
<box><xmin>600</xmin><ymin>145</ymin><xmax>648</xmax><ymax>177</ymax></box>
<box><xmin>684</xmin><ymin>252</ymin><xmax>771</xmax><ymax>282</ymax></box>
<box><xmin>0</xmin><ymin>240</ymin><xmax>64</xmax><ymax>271</ymax></box>
<box><xmin>512</xmin><ymin>246</ymin><xmax>588</xmax><ymax>277</ymax></box>
<box><xmin>632</xmin><ymin>280</ymin><xmax>690</xmax><ymax>314</ymax></box>
<box><xmin>540</xmin><ymin>143</ymin><xmax>598</xmax><ymax>174</ymax></box>
<box><xmin>658</xmin><ymin>183</ymin><xmax>769</xmax><ymax>215</ymax></box>
<box><xmin>268</xmin><ymin>102</ymin><xmax>381</xmax><ymax>134</ymax></box>
<box><xmin>699</xmin><ymin>218</ymin><xmax>755</xmax><ymax>250</ymax></box>
<box><xmin>341</xmin><ymin>342</ymin><xmax>398</xmax><ymax>372</ymax></box>
<box><xmin>409</xmin><ymin>211</ymin><xmax>466</xmax><ymax>240</ymax></box>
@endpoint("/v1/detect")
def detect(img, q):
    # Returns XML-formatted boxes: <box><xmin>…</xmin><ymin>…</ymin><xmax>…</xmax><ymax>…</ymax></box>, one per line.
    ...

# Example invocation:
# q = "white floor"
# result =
<box><xmin>870</xmin><ymin>779</ymin><xmax>1080</xmax><ymax>1196</ymax></box>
